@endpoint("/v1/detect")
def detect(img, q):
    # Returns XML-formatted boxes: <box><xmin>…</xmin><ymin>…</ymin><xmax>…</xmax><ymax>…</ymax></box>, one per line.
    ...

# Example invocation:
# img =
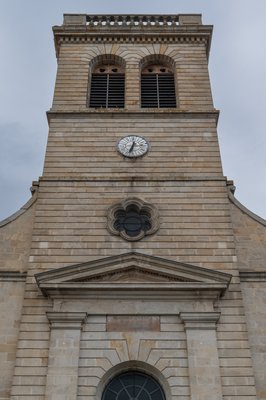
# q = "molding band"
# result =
<box><xmin>46</xmin><ymin>312</ymin><xmax>87</xmax><ymax>329</ymax></box>
<box><xmin>239</xmin><ymin>271</ymin><xmax>266</xmax><ymax>282</ymax></box>
<box><xmin>180</xmin><ymin>312</ymin><xmax>221</xmax><ymax>330</ymax></box>
<box><xmin>0</xmin><ymin>271</ymin><xmax>27</xmax><ymax>282</ymax></box>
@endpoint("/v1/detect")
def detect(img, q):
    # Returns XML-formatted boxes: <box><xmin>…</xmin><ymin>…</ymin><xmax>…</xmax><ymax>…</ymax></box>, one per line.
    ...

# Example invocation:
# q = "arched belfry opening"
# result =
<box><xmin>89</xmin><ymin>54</ymin><xmax>125</xmax><ymax>108</ymax></box>
<box><xmin>140</xmin><ymin>55</ymin><xmax>176</xmax><ymax>108</ymax></box>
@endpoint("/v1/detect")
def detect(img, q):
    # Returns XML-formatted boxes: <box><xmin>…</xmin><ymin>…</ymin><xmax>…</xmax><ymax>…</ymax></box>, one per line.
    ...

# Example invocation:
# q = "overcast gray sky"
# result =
<box><xmin>0</xmin><ymin>0</ymin><xmax>266</xmax><ymax>220</ymax></box>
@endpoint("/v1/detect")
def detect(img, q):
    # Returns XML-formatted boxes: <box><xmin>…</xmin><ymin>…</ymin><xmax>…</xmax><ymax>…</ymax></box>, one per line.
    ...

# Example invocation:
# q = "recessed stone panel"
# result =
<box><xmin>106</xmin><ymin>315</ymin><xmax>160</xmax><ymax>332</ymax></box>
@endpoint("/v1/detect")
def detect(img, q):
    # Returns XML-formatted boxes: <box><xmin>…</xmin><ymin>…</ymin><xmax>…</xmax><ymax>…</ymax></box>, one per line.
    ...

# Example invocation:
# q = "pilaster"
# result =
<box><xmin>180</xmin><ymin>312</ymin><xmax>223</xmax><ymax>400</ymax></box>
<box><xmin>45</xmin><ymin>312</ymin><xmax>87</xmax><ymax>400</ymax></box>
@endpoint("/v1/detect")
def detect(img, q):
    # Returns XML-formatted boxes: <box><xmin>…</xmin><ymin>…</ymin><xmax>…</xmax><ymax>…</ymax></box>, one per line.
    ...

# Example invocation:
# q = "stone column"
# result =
<box><xmin>45</xmin><ymin>312</ymin><xmax>87</xmax><ymax>400</ymax></box>
<box><xmin>180</xmin><ymin>312</ymin><xmax>222</xmax><ymax>400</ymax></box>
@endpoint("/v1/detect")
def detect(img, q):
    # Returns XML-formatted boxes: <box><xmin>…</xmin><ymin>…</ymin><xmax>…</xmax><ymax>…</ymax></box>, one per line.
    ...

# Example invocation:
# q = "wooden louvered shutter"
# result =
<box><xmin>107</xmin><ymin>74</ymin><xmax>125</xmax><ymax>107</ymax></box>
<box><xmin>90</xmin><ymin>74</ymin><xmax>107</xmax><ymax>107</ymax></box>
<box><xmin>90</xmin><ymin>73</ymin><xmax>124</xmax><ymax>108</ymax></box>
<box><xmin>141</xmin><ymin>75</ymin><xmax>158</xmax><ymax>108</ymax></box>
<box><xmin>141</xmin><ymin>73</ymin><xmax>176</xmax><ymax>108</ymax></box>
<box><xmin>157</xmin><ymin>74</ymin><xmax>176</xmax><ymax>107</ymax></box>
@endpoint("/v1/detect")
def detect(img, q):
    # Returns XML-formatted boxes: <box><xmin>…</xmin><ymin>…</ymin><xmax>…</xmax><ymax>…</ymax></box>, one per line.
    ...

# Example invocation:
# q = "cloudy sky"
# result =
<box><xmin>0</xmin><ymin>0</ymin><xmax>265</xmax><ymax>220</ymax></box>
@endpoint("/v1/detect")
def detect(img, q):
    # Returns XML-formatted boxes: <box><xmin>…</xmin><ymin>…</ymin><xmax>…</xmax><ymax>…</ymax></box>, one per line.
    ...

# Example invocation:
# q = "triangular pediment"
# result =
<box><xmin>35</xmin><ymin>252</ymin><xmax>231</xmax><ymax>300</ymax></box>
<box><xmin>72</xmin><ymin>266</ymin><xmax>192</xmax><ymax>283</ymax></box>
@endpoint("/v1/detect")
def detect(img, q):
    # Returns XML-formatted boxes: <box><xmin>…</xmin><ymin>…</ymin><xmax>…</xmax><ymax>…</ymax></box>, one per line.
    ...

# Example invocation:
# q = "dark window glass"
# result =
<box><xmin>102</xmin><ymin>372</ymin><xmax>165</xmax><ymax>400</ymax></box>
<box><xmin>114</xmin><ymin>207</ymin><xmax>151</xmax><ymax>238</ymax></box>
<box><xmin>90</xmin><ymin>73</ymin><xmax>125</xmax><ymax>108</ymax></box>
<box><xmin>141</xmin><ymin>73</ymin><xmax>176</xmax><ymax>108</ymax></box>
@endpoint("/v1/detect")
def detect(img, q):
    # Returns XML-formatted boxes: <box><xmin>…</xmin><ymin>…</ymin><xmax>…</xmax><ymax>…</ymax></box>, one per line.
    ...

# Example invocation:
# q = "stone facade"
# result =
<box><xmin>0</xmin><ymin>13</ymin><xmax>265</xmax><ymax>400</ymax></box>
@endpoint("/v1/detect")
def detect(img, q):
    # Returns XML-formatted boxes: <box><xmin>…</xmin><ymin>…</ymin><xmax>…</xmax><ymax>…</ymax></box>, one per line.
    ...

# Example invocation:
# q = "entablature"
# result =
<box><xmin>53</xmin><ymin>14</ymin><xmax>213</xmax><ymax>59</ymax></box>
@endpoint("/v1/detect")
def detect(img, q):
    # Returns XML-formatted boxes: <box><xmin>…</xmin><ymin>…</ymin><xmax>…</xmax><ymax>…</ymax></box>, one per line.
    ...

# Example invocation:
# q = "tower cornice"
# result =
<box><xmin>53</xmin><ymin>14</ymin><xmax>213</xmax><ymax>59</ymax></box>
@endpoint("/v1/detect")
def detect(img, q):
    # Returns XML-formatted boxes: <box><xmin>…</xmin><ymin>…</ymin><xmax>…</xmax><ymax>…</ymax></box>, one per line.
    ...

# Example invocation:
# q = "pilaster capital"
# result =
<box><xmin>180</xmin><ymin>312</ymin><xmax>220</xmax><ymax>330</ymax></box>
<box><xmin>46</xmin><ymin>312</ymin><xmax>87</xmax><ymax>330</ymax></box>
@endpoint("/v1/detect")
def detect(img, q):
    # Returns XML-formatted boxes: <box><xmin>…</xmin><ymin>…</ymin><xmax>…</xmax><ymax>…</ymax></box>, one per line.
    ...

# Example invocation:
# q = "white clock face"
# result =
<box><xmin>117</xmin><ymin>135</ymin><xmax>149</xmax><ymax>158</ymax></box>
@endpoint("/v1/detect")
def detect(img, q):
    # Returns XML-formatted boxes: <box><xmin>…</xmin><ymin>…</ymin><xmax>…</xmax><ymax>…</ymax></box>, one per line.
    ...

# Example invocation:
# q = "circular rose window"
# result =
<box><xmin>107</xmin><ymin>198</ymin><xmax>159</xmax><ymax>241</ymax></box>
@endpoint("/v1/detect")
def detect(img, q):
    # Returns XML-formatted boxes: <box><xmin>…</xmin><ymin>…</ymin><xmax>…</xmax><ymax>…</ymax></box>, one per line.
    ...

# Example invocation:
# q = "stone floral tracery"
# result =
<box><xmin>107</xmin><ymin>198</ymin><xmax>159</xmax><ymax>241</ymax></box>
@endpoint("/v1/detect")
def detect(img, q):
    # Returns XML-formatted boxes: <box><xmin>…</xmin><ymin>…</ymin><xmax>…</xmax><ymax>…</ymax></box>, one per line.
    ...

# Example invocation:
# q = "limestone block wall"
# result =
<box><xmin>230</xmin><ymin>201</ymin><xmax>266</xmax><ymax>271</ymax></box>
<box><xmin>1</xmin><ymin>13</ymin><xmax>264</xmax><ymax>400</ymax></box>
<box><xmin>76</xmin><ymin>310</ymin><xmax>257</xmax><ymax>400</ymax></box>
<box><xmin>0</xmin><ymin>279</ymin><xmax>25</xmax><ymax>400</ymax></box>
<box><xmin>0</xmin><ymin>199</ymin><xmax>36</xmax><ymax>272</ymax></box>
<box><xmin>216</xmin><ymin>277</ymin><xmax>257</xmax><ymax>399</ymax></box>
<box><xmin>43</xmin><ymin>114</ymin><xmax>222</xmax><ymax>180</ymax></box>
<box><xmin>10</xmin><ymin>272</ymin><xmax>52</xmax><ymax>399</ymax></box>
<box><xmin>230</xmin><ymin>198</ymin><xmax>266</xmax><ymax>399</ymax></box>
<box><xmin>240</xmin><ymin>281</ymin><xmax>266</xmax><ymax>400</ymax></box>
<box><xmin>33</xmin><ymin>113</ymin><xmax>233</xmax><ymax>270</ymax></box>
<box><xmin>77</xmin><ymin>315</ymin><xmax>189</xmax><ymax>399</ymax></box>
<box><xmin>0</xmin><ymin>199</ymin><xmax>35</xmax><ymax>399</ymax></box>
<box><xmin>30</xmin><ymin>179</ymin><xmax>234</xmax><ymax>269</ymax></box>
<box><xmin>9</xmin><ymin>285</ymin><xmax>258</xmax><ymax>400</ymax></box>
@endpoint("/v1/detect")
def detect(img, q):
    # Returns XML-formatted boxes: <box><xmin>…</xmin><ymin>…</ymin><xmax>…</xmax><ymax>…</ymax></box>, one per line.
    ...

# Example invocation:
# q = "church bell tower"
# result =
<box><xmin>1</xmin><ymin>13</ymin><xmax>265</xmax><ymax>400</ymax></box>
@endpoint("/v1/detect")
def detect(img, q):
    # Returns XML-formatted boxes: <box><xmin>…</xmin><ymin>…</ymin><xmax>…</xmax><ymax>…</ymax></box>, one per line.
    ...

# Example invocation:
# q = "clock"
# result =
<box><xmin>117</xmin><ymin>135</ymin><xmax>149</xmax><ymax>158</ymax></box>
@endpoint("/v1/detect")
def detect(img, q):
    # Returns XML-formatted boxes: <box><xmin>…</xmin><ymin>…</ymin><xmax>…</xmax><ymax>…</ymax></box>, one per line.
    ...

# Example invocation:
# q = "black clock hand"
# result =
<box><xmin>129</xmin><ymin>140</ymin><xmax>135</xmax><ymax>153</ymax></box>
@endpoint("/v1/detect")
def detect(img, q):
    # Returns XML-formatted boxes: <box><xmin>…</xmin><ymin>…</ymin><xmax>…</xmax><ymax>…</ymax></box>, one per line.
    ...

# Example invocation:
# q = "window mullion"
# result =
<box><xmin>156</xmin><ymin>74</ymin><xmax>160</xmax><ymax>108</ymax></box>
<box><xmin>106</xmin><ymin>73</ymin><xmax>109</xmax><ymax>108</ymax></box>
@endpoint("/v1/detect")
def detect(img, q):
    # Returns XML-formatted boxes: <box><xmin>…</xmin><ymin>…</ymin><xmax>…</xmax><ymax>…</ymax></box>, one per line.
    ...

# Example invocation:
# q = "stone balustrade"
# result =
<box><xmin>63</xmin><ymin>14</ymin><xmax>202</xmax><ymax>27</ymax></box>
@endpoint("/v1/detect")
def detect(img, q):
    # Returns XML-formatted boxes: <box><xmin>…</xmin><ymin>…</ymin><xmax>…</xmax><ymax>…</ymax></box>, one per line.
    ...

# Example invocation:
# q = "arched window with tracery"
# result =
<box><xmin>102</xmin><ymin>371</ymin><xmax>166</xmax><ymax>400</ymax></box>
<box><xmin>89</xmin><ymin>55</ymin><xmax>125</xmax><ymax>108</ymax></box>
<box><xmin>140</xmin><ymin>56</ymin><xmax>176</xmax><ymax>108</ymax></box>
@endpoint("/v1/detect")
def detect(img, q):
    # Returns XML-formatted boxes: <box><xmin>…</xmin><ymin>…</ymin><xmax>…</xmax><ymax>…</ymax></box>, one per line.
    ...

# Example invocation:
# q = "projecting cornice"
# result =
<box><xmin>46</xmin><ymin>110</ymin><xmax>220</xmax><ymax>126</ymax></box>
<box><xmin>53</xmin><ymin>14</ymin><xmax>213</xmax><ymax>59</ymax></box>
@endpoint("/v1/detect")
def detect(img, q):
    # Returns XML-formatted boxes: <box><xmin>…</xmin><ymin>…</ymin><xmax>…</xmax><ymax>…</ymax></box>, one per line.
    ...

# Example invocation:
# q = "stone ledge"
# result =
<box><xmin>239</xmin><ymin>271</ymin><xmax>266</xmax><ymax>282</ymax></box>
<box><xmin>38</xmin><ymin>176</ymin><xmax>227</xmax><ymax>182</ymax></box>
<box><xmin>180</xmin><ymin>311</ymin><xmax>221</xmax><ymax>330</ymax></box>
<box><xmin>46</xmin><ymin>312</ymin><xmax>87</xmax><ymax>329</ymax></box>
<box><xmin>0</xmin><ymin>271</ymin><xmax>27</xmax><ymax>282</ymax></box>
<box><xmin>47</xmin><ymin>109</ymin><xmax>219</xmax><ymax>118</ymax></box>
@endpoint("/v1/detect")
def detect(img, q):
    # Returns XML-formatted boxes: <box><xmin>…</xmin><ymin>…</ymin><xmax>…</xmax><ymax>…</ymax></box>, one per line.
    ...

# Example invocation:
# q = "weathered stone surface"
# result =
<box><xmin>0</xmin><ymin>199</ymin><xmax>35</xmax><ymax>272</ymax></box>
<box><xmin>240</xmin><ymin>281</ymin><xmax>266</xmax><ymax>400</ymax></box>
<box><xmin>0</xmin><ymin>281</ymin><xmax>25</xmax><ymax>399</ymax></box>
<box><xmin>230</xmin><ymin>201</ymin><xmax>266</xmax><ymax>271</ymax></box>
<box><xmin>0</xmin><ymin>12</ymin><xmax>265</xmax><ymax>400</ymax></box>
<box><xmin>106</xmin><ymin>316</ymin><xmax>160</xmax><ymax>332</ymax></box>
